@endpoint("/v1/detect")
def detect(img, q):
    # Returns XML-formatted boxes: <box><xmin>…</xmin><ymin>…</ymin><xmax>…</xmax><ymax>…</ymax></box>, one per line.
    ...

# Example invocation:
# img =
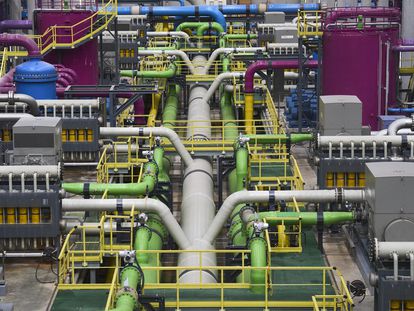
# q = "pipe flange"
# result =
<box><xmin>368</xmin><ymin>238</ymin><xmax>378</xmax><ymax>262</ymax></box>
<box><xmin>115</xmin><ymin>286</ymin><xmax>139</xmax><ymax>307</ymax></box>
<box><xmin>120</xmin><ymin>264</ymin><xmax>141</xmax><ymax>283</ymax></box>
<box><xmin>239</xmin><ymin>204</ymin><xmax>255</xmax><ymax>220</ymax></box>
<box><xmin>147</xmin><ymin>217</ymin><xmax>168</xmax><ymax>241</ymax></box>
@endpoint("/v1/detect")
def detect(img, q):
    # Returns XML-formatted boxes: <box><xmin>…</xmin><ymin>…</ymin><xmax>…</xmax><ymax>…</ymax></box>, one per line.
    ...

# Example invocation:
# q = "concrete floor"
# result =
<box><xmin>1</xmin><ymin>259</ymin><xmax>56</xmax><ymax>310</ymax></box>
<box><xmin>293</xmin><ymin>143</ymin><xmax>374</xmax><ymax>310</ymax></box>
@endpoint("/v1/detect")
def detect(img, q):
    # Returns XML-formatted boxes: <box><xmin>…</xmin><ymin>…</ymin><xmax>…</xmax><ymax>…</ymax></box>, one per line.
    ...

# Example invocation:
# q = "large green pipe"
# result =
<box><xmin>220</xmin><ymin>90</ymin><xmax>238</xmax><ymax>141</ymax></box>
<box><xmin>110</xmin><ymin>264</ymin><xmax>141</xmax><ymax>311</ymax></box>
<box><xmin>120</xmin><ymin>63</ymin><xmax>177</xmax><ymax>79</ymax></box>
<box><xmin>134</xmin><ymin>216</ymin><xmax>167</xmax><ymax>283</ymax></box>
<box><xmin>249</xmin><ymin>236</ymin><xmax>267</xmax><ymax>294</ymax></box>
<box><xmin>235</xmin><ymin>146</ymin><xmax>248</xmax><ymax>191</ymax></box>
<box><xmin>251</xmin><ymin>211</ymin><xmax>355</xmax><ymax>226</ymax></box>
<box><xmin>245</xmin><ymin>133</ymin><xmax>313</xmax><ymax>145</ymax></box>
<box><xmin>162</xmin><ymin>84</ymin><xmax>180</xmax><ymax>129</ymax></box>
<box><xmin>219</xmin><ymin>34</ymin><xmax>258</xmax><ymax>48</ymax></box>
<box><xmin>62</xmin><ymin>161</ymin><xmax>158</xmax><ymax>196</ymax></box>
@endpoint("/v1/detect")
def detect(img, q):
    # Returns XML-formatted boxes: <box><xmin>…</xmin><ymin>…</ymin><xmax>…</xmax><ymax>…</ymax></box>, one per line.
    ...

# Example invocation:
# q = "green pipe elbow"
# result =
<box><xmin>120</xmin><ymin>63</ymin><xmax>177</xmax><ymax>79</ymax></box>
<box><xmin>196</xmin><ymin>22</ymin><xmax>225</xmax><ymax>36</ymax></box>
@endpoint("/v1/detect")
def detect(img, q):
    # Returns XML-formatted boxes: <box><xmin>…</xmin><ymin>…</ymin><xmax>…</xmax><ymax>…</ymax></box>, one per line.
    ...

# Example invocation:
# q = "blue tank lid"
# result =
<box><xmin>14</xmin><ymin>58</ymin><xmax>57</xmax><ymax>83</ymax></box>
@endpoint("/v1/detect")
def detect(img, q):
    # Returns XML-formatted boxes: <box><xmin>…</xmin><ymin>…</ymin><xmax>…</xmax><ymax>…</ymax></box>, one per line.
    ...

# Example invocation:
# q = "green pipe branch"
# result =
<box><xmin>62</xmin><ymin>161</ymin><xmax>158</xmax><ymax>197</ymax></box>
<box><xmin>251</xmin><ymin>211</ymin><xmax>355</xmax><ymax>226</ymax></box>
<box><xmin>219</xmin><ymin>33</ymin><xmax>258</xmax><ymax>47</ymax></box>
<box><xmin>244</xmin><ymin>133</ymin><xmax>313</xmax><ymax>145</ymax></box>
<box><xmin>162</xmin><ymin>84</ymin><xmax>180</xmax><ymax>129</ymax></box>
<box><xmin>120</xmin><ymin>62</ymin><xmax>177</xmax><ymax>79</ymax></box>
<box><xmin>175</xmin><ymin>22</ymin><xmax>224</xmax><ymax>36</ymax></box>
<box><xmin>110</xmin><ymin>264</ymin><xmax>141</xmax><ymax>311</ymax></box>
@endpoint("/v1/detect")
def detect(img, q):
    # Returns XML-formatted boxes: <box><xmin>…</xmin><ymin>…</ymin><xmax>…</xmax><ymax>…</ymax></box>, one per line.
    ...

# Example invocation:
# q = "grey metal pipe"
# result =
<box><xmin>0</xmin><ymin>92</ymin><xmax>39</xmax><ymax>116</ymax></box>
<box><xmin>375</xmin><ymin>239</ymin><xmax>414</xmax><ymax>260</ymax></box>
<box><xmin>99</xmin><ymin>127</ymin><xmax>193</xmax><ymax>167</ymax></box>
<box><xmin>0</xmin><ymin>165</ymin><xmax>61</xmax><ymax>177</ymax></box>
<box><xmin>62</xmin><ymin>198</ymin><xmax>190</xmax><ymax>250</ymax></box>
<box><xmin>37</xmin><ymin>99</ymin><xmax>100</xmax><ymax>108</ymax></box>
<box><xmin>203</xmin><ymin>189</ymin><xmax>365</xmax><ymax>243</ymax></box>
<box><xmin>1</xmin><ymin>252</ymin><xmax>44</xmax><ymax>258</ymax></box>
<box><xmin>204</xmin><ymin>47</ymin><xmax>266</xmax><ymax>74</ymax></box>
<box><xmin>387</xmin><ymin>117</ymin><xmax>413</xmax><ymax>135</ymax></box>
<box><xmin>318</xmin><ymin>135</ymin><xmax>414</xmax><ymax>148</ymax></box>
<box><xmin>0</xmin><ymin>113</ymin><xmax>34</xmax><ymax>120</ymax></box>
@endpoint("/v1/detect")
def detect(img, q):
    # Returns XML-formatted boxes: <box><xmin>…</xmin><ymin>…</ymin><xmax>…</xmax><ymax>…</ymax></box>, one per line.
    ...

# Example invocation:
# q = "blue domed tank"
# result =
<box><xmin>14</xmin><ymin>58</ymin><xmax>57</xmax><ymax>99</ymax></box>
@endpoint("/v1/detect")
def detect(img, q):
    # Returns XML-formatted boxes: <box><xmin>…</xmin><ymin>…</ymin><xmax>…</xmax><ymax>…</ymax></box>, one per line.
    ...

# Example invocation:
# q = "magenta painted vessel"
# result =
<box><xmin>322</xmin><ymin>28</ymin><xmax>399</xmax><ymax>130</ymax></box>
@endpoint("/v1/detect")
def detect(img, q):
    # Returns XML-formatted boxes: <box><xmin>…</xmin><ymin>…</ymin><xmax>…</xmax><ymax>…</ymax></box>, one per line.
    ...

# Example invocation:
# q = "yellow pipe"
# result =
<box><xmin>87</xmin><ymin>129</ymin><xmax>93</xmax><ymax>142</ymax></box>
<box><xmin>78</xmin><ymin>129</ymin><xmax>85</xmax><ymax>142</ymax></box>
<box><xmin>336</xmin><ymin>173</ymin><xmax>345</xmax><ymax>188</ymax></box>
<box><xmin>7</xmin><ymin>208</ymin><xmax>15</xmax><ymax>224</ymax></box>
<box><xmin>391</xmin><ymin>300</ymin><xmax>402</xmax><ymax>310</ymax></box>
<box><xmin>31</xmin><ymin>207</ymin><xmax>40</xmax><ymax>223</ymax></box>
<box><xmin>19</xmin><ymin>208</ymin><xmax>28</xmax><ymax>224</ymax></box>
<box><xmin>147</xmin><ymin>93</ymin><xmax>161</xmax><ymax>127</ymax></box>
<box><xmin>69</xmin><ymin>129</ymin><xmax>76</xmax><ymax>142</ymax></box>
<box><xmin>245</xmin><ymin>93</ymin><xmax>254</xmax><ymax>134</ymax></box>
<box><xmin>326</xmin><ymin>172</ymin><xmax>334</xmax><ymax>188</ymax></box>
<box><xmin>347</xmin><ymin>173</ymin><xmax>356</xmax><ymax>188</ymax></box>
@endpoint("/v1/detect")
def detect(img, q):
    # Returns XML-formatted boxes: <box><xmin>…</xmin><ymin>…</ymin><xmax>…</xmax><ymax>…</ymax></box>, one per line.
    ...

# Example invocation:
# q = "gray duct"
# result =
<box><xmin>0</xmin><ymin>92</ymin><xmax>39</xmax><ymax>116</ymax></box>
<box><xmin>179</xmin><ymin>54</ymin><xmax>217</xmax><ymax>283</ymax></box>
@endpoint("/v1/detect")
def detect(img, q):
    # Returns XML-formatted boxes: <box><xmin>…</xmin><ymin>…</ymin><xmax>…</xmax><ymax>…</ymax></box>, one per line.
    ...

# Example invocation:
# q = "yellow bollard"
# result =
<box><xmin>78</xmin><ymin>129</ymin><xmax>85</xmax><ymax>142</ymax></box>
<box><xmin>347</xmin><ymin>173</ymin><xmax>356</xmax><ymax>188</ymax></box>
<box><xmin>390</xmin><ymin>300</ymin><xmax>402</xmax><ymax>310</ymax></box>
<box><xmin>326</xmin><ymin>172</ymin><xmax>334</xmax><ymax>188</ymax></box>
<box><xmin>31</xmin><ymin>207</ymin><xmax>40</xmax><ymax>224</ymax></box>
<box><xmin>87</xmin><ymin>129</ymin><xmax>93</xmax><ymax>142</ymax></box>
<box><xmin>358</xmin><ymin>173</ymin><xmax>365</xmax><ymax>187</ymax></box>
<box><xmin>336</xmin><ymin>173</ymin><xmax>345</xmax><ymax>187</ymax></box>
<box><xmin>19</xmin><ymin>208</ymin><xmax>28</xmax><ymax>224</ymax></box>
<box><xmin>277</xmin><ymin>225</ymin><xmax>289</xmax><ymax>248</ymax></box>
<box><xmin>69</xmin><ymin>129</ymin><xmax>76</xmax><ymax>142</ymax></box>
<box><xmin>6</xmin><ymin>208</ymin><xmax>15</xmax><ymax>224</ymax></box>
<box><xmin>245</xmin><ymin>93</ymin><xmax>254</xmax><ymax>134</ymax></box>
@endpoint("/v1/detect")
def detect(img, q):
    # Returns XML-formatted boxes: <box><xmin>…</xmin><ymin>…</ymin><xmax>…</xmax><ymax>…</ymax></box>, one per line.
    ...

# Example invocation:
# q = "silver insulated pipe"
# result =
<box><xmin>179</xmin><ymin>55</ymin><xmax>217</xmax><ymax>283</ymax></box>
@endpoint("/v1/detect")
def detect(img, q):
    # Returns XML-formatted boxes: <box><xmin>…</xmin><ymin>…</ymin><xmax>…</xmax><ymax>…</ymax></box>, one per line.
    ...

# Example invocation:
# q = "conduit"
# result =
<box><xmin>100</xmin><ymin>127</ymin><xmax>193</xmax><ymax>167</ymax></box>
<box><xmin>244</xmin><ymin>60</ymin><xmax>318</xmax><ymax>133</ymax></box>
<box><xmin>203</xmin><ymin>189</ymin><xmax>365</xmax><ymax>243</ymax></box>
<box><xmin>0</xmin><ymin>33</ymin><xmax>40</xmax><ymax>57</ymax></box>
<box><xmin>62</xmin><ymin>198</ymin><xmax>190</xmax><ymax>250</ymax></box>
<box><xmin>118</xmin><ymin>6</ymin><xmax>227</xmax><ymax>31</ymax></box>
<box><xmin>0</xmin><ymin>92</ymin><xmax>40</xmax><ymax>116</ymax></box>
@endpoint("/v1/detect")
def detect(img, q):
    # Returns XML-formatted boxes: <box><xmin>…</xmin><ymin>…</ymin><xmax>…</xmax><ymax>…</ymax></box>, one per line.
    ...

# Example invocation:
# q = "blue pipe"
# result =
<box><xmin>118</xmin><ymin>6</ymin><xmax>227</xmax><ymax>30</ymax></box>
<box><xmin>209</xmin><ymin>4</ymin><xmax>319</xmax><ymax>14</ymax></box>
<box><xmin>388</xmin><ymin>107</ymin><xmax>414</xmax><ymax>113</ymax></box>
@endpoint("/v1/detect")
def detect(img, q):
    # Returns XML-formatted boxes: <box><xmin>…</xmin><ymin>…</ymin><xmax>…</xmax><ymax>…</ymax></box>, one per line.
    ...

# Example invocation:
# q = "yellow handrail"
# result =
<box><xmin>8</xmin><ymin>0</ymin><xmax>117</xmax><ymax>57</ymax></box>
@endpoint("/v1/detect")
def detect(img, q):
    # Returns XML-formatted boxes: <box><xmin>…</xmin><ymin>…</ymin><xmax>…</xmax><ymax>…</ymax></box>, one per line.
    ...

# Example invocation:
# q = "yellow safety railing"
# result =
<box><xmin>8</xmin><ymin>0</ymin><xmax>117</xmax><ymax>57</ymax></box>
<box><xmin>0</xmin><ymin>48</ymin><xmax>8</xmax><ymax>78</ymax></box>
<box><xmin>264</xmin><ymin>214</ymin><xmax>302</xmax><ymax>254</ymax></box>
<box><xmin>97</xmin><ymin>137</ymin><xmax>148</xmax><ymax>183</ymax></box>
<box><xmin>297</xmin><ymin>10</ymin><xmax>324</xmax><ymax>37</ymax></box>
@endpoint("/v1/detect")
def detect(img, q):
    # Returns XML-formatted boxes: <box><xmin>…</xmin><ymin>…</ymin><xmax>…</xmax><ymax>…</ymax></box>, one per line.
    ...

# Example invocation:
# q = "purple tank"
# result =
<box><xmin>322</xmin><ymin>28</ymin><xmax>399</xmax><ymax>130</ymax></box>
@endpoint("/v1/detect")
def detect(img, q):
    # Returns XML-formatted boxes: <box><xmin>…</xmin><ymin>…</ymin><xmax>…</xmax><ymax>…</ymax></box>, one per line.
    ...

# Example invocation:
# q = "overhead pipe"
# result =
<box><xmin>100</xmin><ymin>127</ymin><xmax>193</xmax><ymax>167</ymax></box>
<box><xmin>0</xmin><ymin>113</ymin><xmax>34</xmax><ymax>120</ymax></box>
<box><xmin>120</xmin><ymin>62</ymin><xmax>177</xmax><ymax>79</ymax></box>
<box><xmin>62</xmin><ymin>198</ymin><xmax>190</xmax><ymax>250</ymax></box>
<box><xmin>0</xmin><ymin>92</ymin><xmax>40</xmax><ymax>116</ymax></box>
<box><xmin>324</xmin><ymin>7</ymin><xmax>400</xmax><ymax>26</ymax></box>
<box><xmin>387</xmin><ymin>117</ymin><xmax>414</xmax><ymax>135</ymax></box>
<box><xmin>0</xmin><ymin>20</ymin><xmax>32</xmax><ymax>33</ymax></box>
<box><xmin>374</xmin><ymin>239</ymin><xmax>414</xmax><ymax>261</ymax></box>
<box><xmin>118</xmin><ymin>6</ymin><xmax>227</xmax><ymax>31</ymax></box>
<box><xmin>203</xmin><ymin>47</ymin><xmax>266</xmax><ymax>74</ymax></box>
<box><xmin>0</xmin><ymin>33</ymin><xmax>40</xmax><ymax>57</ymax></box>
<box><xmin>244</xmin><ymin>60</ymin><xmax>318</xmax><ymax>133</ymax></box>
<box><xmin>203</xmin><ymin>189</ymin><xmax>365</xmax><ymax>244</ymax></box>
<box><xmin>388</xmin><ymin>107</ymin><xmax>414</xmax><ymax>113</ymax></box>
